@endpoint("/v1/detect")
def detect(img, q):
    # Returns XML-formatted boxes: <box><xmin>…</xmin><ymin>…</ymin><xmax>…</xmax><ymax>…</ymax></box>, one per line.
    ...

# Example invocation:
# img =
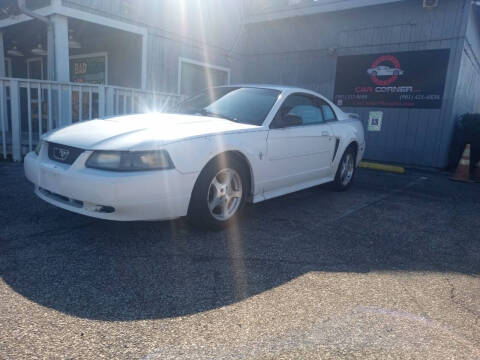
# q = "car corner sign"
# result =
<box><xmin>334</xmin><ymin>49</ymin><xmax>450</xmax><ymax>109</ymax></box>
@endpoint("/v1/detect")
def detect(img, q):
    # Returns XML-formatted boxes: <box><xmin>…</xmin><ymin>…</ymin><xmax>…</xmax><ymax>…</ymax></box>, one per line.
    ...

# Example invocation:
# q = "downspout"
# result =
<box><xmin>16</xmin><ymin>0</ymin><xmax>55</xmax><ymax>80</ymax></box>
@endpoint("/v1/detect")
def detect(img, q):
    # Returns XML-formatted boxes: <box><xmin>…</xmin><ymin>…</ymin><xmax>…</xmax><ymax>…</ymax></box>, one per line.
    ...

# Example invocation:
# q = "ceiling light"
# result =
<box><xmin>31</xmin><ymin>43</ymin><xmax>47</xmax><ymax>56</ymax></box>
<box><xmin>7</xmin><ymin>45</ymin><xmax>23</xmax><ymax>57</ymax></box>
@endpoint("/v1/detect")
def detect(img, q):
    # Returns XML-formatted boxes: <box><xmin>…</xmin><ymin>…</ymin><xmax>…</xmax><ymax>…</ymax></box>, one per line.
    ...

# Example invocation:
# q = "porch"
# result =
<box><xmin>0</xmin><ymin>2</ymin><xmax>176</xmax><ymax>161</ymax></box>
<box><xmin>0</xmin><ymin>77</ymin><xmax>182</xmax><ymax>161</ymax></box>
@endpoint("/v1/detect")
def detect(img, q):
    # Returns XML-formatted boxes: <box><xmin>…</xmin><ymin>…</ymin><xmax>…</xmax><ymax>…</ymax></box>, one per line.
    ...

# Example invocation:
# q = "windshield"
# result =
<box><xmin>171</xmin><ymin>87</ymin><xmax>281</xmax><ymax>126</ymax></box>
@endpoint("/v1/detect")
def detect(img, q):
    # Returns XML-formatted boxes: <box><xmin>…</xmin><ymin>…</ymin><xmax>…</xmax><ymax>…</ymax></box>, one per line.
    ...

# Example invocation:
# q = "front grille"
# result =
<box><xmin>38</xmin><ymin>187</ymin><xmax>84</xmax><ymax>208</ymax></box>
<box><xmin>47</xmin><ymin>142</ymin><xmax>84</xmax><ymax>165</ymax></box>
<box><xmin>38</xmin><ymin>187</ymin><xmax>115</xmax><ymax>214</ymax></box>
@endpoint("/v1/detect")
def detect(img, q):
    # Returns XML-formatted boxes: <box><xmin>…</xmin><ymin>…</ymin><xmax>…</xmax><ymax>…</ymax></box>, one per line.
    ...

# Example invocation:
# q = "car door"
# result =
<box><xmin>263</xmin><ymin>93</ymin><xmax>336</xmax><ymax>193</ymax></box>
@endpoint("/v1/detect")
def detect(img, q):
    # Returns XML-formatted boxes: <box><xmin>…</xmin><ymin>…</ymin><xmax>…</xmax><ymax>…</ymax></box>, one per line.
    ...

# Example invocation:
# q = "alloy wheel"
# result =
<box><xmin>340</xmin><ymin>153</ymin><xmax>355</xmax><ymax>186</ymax></box>
<box><xmin>207</xmin><ymin>168</ymin><xmax>243</xmax><ymax>221</ymax></box>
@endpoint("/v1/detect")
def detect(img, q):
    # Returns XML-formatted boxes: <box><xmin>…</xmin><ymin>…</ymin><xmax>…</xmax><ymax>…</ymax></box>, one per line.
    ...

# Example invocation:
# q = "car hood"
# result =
<box><xmin>45</xmin><ymin>113</ymin><xmax>260</xmax><ymax>150</ymax></box>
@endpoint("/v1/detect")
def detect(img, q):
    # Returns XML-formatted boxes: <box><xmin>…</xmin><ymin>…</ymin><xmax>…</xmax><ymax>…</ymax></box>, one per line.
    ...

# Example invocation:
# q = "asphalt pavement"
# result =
<box><xmin>1</xmin><ymin>162</ymin><xmax>479</xmax><ymax>359</ymax></box>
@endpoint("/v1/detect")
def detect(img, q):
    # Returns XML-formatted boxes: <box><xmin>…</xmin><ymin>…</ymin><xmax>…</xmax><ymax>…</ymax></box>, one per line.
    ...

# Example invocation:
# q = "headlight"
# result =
<box><xmin>34</xmin><ymin>141</ymin><xmax>44</xmax><ymax>156</ymax></box>
<box><xmin>86</xmin><ymin>150</ymin><xmax>174</xmax><ymax>171</ymax></box>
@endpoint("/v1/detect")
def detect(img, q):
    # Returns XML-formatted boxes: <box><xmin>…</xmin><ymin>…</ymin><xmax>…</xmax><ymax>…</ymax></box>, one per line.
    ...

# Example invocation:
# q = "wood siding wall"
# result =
<box><xmin>62</xmin><ymin>0</ymin><xmax>246</xmax><ymax>93</ymax></box>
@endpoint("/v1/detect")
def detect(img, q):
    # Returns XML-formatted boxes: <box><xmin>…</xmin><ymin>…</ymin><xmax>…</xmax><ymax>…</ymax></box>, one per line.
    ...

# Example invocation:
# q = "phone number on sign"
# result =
<box><xmin>399</xmin><ymin>94</ymin><xmax>441</xmax><ymax>101</ymax></box>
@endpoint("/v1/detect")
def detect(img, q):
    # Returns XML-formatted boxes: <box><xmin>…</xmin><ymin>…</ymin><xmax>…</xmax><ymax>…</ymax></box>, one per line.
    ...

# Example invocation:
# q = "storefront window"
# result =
<box><xmin>70</xmin><ymin>53</ymin><xmax>107</xmax><ymax>85</ymax></box>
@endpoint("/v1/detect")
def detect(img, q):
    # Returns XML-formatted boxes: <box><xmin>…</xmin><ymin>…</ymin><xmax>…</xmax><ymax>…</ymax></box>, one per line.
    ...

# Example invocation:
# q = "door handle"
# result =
<box><xmin>321</xmin><ymin>131</ymin><xmax>330</xmax><ymax>137</ymax></box>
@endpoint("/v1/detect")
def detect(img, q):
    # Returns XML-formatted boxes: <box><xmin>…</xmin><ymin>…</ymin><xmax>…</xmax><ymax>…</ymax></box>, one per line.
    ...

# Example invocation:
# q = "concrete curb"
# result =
<box><xmin>359</xmin><ymin>161</ymin><xmax>406</xmax><ymax>174</ymax></box>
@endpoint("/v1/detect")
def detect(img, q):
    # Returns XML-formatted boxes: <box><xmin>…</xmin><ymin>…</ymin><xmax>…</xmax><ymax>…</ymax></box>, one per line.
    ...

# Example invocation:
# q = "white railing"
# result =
<box><xmin>0</xmin><ymin>77</ymin><xmax>184</xmax><ymax>161</ymax></box>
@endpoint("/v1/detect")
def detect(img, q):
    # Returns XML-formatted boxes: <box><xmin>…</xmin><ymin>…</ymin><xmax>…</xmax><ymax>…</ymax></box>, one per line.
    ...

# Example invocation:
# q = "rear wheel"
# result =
<box><xmin>188</xmin><ymin>156</ymin><xmax>248</xmax><ymax>230</ymax></box>
<box><xmin>331</xmin><ymin>146</ymin><xmax>356</xmax><ymax>191</ymax></box>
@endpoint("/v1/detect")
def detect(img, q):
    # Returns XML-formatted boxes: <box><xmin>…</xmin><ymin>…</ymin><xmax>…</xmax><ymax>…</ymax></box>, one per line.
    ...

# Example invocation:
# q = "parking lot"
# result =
<box><xmin>1</xmin><ymin>161</ymin><xmax>479</xmax><ymax>359</ymax></box>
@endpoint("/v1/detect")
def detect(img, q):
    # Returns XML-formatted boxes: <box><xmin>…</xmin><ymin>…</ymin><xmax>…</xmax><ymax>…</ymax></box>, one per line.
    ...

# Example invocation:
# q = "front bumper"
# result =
<box><xmin>24</xmin><ymin>149</ymin><xmax>198</xmax><ymax>221</ymax></box>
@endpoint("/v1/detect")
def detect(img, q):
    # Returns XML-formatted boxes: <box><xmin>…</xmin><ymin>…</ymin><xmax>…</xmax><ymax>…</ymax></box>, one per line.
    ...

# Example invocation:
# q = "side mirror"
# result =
<box><xmin>282</xmin><ymin>113</ymin><xmax>302</xmax><ymax>127</ymax></box>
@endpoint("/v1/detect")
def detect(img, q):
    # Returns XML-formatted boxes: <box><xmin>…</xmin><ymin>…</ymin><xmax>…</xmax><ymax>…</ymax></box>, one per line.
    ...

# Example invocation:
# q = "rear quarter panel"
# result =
<box><xmin>329</xmin><ymin>119</ymin><xmax>365</xmax><ymax>166</ymax></box>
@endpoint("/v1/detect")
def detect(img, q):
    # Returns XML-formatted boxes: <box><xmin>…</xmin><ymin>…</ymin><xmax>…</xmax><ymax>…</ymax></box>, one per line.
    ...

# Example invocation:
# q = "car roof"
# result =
<box><xmin>216</xmin><ymin>84</ymin><xmax>321</xmax><ymax>94</ymax></box>
<box><xmin>225</xmin><ymin>84</ymin><xmax>346</xmax><ymax>115</ymax></box>
<box><xmin>190</xmin><ymin>84</ymin><xmax>347</xmax><ymax>120</ymax></box>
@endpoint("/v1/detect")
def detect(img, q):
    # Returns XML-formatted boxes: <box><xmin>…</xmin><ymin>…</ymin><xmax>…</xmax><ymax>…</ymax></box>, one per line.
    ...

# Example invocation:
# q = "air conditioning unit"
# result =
<box><xmin>423</xmin><ymin>0</ymin><xmax>439</xmax><ymax>8</ymax></box>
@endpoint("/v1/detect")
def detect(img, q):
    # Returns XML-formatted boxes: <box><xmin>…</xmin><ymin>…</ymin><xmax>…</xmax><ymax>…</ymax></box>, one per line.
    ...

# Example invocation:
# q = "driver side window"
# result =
<box><xmin>273</xmin><ymin>94</ymin><xmax>324</xmax><ymax>128</ymax></box>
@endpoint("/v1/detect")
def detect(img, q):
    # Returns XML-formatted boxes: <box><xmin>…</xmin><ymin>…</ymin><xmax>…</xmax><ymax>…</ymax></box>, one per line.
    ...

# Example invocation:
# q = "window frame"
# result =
<box><xmin>317</xmin><ymin>98</ymin><xmax>338</xmax><ymax>123</ymax></box>
<box><xmin>177</xmin><ymin>57</ymin><xmax>231</xmax><ymax>96</ymax></box>
<box><xmin>69</xmin><ymin>52</ymin><xmax>109</xmax><ymax>85</ymax></box>
<box><xmin>270</xmin><ymin>92</ymin><xmax>330</xmax><ymax>129</ymax></box>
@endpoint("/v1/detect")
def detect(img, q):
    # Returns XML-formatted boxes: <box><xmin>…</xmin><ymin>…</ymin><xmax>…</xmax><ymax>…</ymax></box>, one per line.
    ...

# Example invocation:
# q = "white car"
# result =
<box><xmin>24</xmin><ymin>85</ymin><xmax>365</xmax><ymax>229</ymax></box>
<box><xmin>367</xmin><ymin>66</ymin><xmax>404</xmax><ymax>77</ymax></box>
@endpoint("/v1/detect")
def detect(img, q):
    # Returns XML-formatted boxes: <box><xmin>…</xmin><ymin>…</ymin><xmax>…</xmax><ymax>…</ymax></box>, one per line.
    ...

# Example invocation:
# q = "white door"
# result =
<box><xmin>263</xmin><ymin>93</ymin><xmax>336</xmax><ymax>193</ymax></box>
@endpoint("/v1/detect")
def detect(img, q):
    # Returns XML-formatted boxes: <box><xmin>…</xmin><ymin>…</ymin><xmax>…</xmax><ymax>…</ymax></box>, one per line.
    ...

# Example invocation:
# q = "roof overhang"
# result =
<box><xmin>0</xmin><ymin>0</ymin><xmax>146</xmax><ymax>36</ymax></box>
<box><xmin>0</xmin><ymin>3</ymin><xmax>54</xmax><ymax>28</ymax></box>
<box><xmin>246</xmin><ymin>0</ymin><xmax>405</xmax><ymax>24</ymax></box>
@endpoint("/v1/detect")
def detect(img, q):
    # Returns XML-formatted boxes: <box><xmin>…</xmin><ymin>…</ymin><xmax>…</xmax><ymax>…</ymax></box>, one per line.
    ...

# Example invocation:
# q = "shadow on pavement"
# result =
<box><xmin>1</xmin><ymin>163</ymin><xmax>479</xmax><ymax>321</ymax></box>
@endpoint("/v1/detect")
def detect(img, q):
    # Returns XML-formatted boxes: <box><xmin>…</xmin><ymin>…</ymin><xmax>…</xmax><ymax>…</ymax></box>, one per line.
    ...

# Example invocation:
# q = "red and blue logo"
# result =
<box><xmin>367</xmin><ymin>55</ymin><xmax>403</xmax><ymax>86</ymax></box>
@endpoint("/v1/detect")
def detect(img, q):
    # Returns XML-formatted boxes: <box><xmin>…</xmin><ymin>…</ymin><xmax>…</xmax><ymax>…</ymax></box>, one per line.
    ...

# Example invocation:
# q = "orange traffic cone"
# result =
<box><xmin>450</xmin><ymin>144</ymin><xmax>472</xmax><ymax>182</ymax></box>
<box><xmin>473</xmin><ymin>160</ymin><xmax>480</xmax><ymax>183</ymax></box>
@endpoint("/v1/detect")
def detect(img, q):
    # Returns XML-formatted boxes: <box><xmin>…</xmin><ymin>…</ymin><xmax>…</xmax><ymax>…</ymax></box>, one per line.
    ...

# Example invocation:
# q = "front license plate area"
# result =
<box><xmin>39</xmin><ymin>167</ymin><xmax>63</xmax><ymax>193</ymax></box>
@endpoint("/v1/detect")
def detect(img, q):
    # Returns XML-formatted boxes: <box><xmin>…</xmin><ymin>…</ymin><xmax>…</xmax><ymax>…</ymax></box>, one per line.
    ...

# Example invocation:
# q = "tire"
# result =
<box><xmin>188</xmin><ymin>156</ymin><xmax>249</xmax><ymax>230</ymax></box>
<box><xmin>331</xmin><ymin>146</ymin><xmax>357</xmax><ymax>191</ymax></box>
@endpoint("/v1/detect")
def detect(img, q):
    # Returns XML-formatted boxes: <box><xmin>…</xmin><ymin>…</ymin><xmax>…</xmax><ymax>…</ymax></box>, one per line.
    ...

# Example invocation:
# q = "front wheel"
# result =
<box><xmin>188</xmin><ymin>157</ymin><xmax>248</xmax><ymax>230</ymax></box>
<box><xmin>331</xmin><ymin>147</ymin><xmax>357</xmax><ymax>191</ymax></box>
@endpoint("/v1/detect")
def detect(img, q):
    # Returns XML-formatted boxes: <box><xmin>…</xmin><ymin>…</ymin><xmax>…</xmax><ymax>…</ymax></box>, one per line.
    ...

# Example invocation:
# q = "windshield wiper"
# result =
<box><xmin>200</xmin><ymin>109</ymin><xmax>238</xmax><ymax>122</ymax></box>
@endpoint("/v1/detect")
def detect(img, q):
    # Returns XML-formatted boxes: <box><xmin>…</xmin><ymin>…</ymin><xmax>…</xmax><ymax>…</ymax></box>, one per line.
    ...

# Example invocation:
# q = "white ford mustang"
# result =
<box><xmin>24</xmin><ymin>85</ymin><xmax>365</xmax><ymax>229</ymax></box>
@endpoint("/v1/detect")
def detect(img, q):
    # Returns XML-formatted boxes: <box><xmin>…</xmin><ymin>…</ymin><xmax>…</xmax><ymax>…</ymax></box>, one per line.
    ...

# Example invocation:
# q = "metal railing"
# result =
<box><xmin>0</xmin><ymin>77</ymin><xmax>183</xmax><ymax>161</ymax></box>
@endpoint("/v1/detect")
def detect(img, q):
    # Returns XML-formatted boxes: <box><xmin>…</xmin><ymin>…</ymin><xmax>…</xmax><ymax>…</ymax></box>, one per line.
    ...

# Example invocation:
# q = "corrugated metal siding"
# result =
<box><xmin>243</xmin><ymin>0</ymin><xmax>470</xmax><ymax>167</ymax></box>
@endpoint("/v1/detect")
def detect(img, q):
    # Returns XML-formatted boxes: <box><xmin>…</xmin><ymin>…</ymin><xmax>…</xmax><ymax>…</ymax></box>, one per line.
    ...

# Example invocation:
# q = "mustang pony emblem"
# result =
<box><xmin>53</xmin><ymin>147</ymin><xmax>70</xmax><ymax>161</ymax></box>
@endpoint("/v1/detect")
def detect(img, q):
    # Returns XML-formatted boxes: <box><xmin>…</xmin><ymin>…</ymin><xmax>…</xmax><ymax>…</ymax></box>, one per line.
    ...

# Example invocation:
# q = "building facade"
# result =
<box><xmin>1</xmin><ymin>0</ymin><xmax>479</xmax><ymax>168</ymax></box>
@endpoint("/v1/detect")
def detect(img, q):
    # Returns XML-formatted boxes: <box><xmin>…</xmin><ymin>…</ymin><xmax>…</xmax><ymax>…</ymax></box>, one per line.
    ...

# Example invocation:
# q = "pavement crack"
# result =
<box><xmin>446</xmin><ymin>277</ymin><xmax>480</xmax><ymax>328</ymax></box>
<box><xmin>396</xmin><ymin>278</ymin><xmax>430</xmax><ymax>320</ymax></box>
